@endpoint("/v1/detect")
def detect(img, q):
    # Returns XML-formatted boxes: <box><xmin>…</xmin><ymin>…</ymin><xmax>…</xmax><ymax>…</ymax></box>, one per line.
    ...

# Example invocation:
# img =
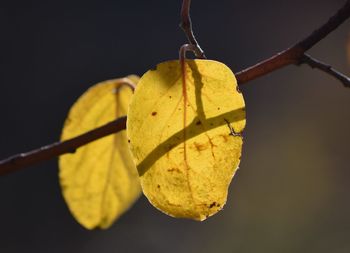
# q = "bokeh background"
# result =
<box><xmin>0</xmin><ymin>0</ymin><xmax>349</xmax><ymax>252</ymax></box>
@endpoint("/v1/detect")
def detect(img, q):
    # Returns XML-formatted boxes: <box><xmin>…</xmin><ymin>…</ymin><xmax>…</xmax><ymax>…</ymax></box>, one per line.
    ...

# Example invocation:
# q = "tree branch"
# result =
<box><xmin>236</xmin><ymin>0</ymin><xmax>350</xmax><ymax>85</ymax></box>
<box><xmin>299</xmin><ymin>54</ymin><xmax>350</xmax><ymax>87</ymax></box>
<box><xmin>0</xmin><ymin>117</ymin><xmax>127</xmax><ymax>176</ymax></box>
<box><xmin>0</xmin><ymin>1</ymin><xmax>350</xmax><ymax>176</ymax></box>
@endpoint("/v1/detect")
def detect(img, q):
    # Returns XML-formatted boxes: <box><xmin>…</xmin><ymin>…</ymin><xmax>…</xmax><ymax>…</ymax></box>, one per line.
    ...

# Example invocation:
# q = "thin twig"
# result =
<box><xmin>299</xmin><ymin>54</ymin><xmax>350</xmax><ymax>87</ymax></box>
<box><xmin>0</xmin><ymin>1</ymin><xmax>350</xmax><ymax>176</ymax></box>
<box><xmin>180</xmin><ymin>0</ymin><xmax>206</xmax><ymax>59</ymax></box>
<box><xmin>236</xmin><ymin>0</ymin><xmax>350</xmax><ymax>85</ymax></box>
<box><xmin>0</xmin><ymin>117</ymin><xmax>127</xmax><ymax>176</ymax></box>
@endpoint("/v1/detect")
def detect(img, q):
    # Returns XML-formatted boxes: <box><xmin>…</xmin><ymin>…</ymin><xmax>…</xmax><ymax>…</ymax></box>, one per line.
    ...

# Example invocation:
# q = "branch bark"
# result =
<box><xmin>236</xmin><ymin>0</ymin><xmax>350</xmax><ymax>85</ymax></box>
<box><xmin>0</xmin><ymin>0</ymin><xmax>350</xmax><ymax>176</ymax></box>
<box><xmin>0</xmin><ymin>117</ymin><xmax>127</xmax><ymax>176</ymax></box>
<box><xmin>299</xmin><ymin>54</ymin><xmax>350</xmax><ymax>87</ymax></box>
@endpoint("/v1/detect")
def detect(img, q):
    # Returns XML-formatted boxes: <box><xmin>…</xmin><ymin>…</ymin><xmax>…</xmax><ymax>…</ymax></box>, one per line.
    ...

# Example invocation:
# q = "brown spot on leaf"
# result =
<box><xmin>219</xmin><ymin>134</ymin><xmax>229</xmax><ymax>142</ymax></box>
<box><xmin>193</xmin><ymin>142</ymin><xmax>208</xmax><ymax>152</ymax></box>
<box><xmin>169</xmin><ymin>95</ymin><xmax>172</xmax><ymax>99</ymax></box>
<box><xmin>157</xmin><ymin>184</ymin><xmax>161</xmax><ymax>189</ymax></box>
<box><xmin>217</xmin><ymin>107</ymin><xmax>220</xmax><ymax>110</ymax></box>
<box><xmin>151</xmin><ymin>111</ymin><xmax>157</xmax><ymax>116</ymax></box>
<box><xmin>196</xmin><ymin>120</ymin><xmax>202</xmax><ymax>126</ymax></box>
<box><xmin>209</xmin><ymin>202</ymin><xmax>216</xmax><ymax>208</ymax></box>
<box><xmin>167</xmin><ymin>168</ymin><xmax>180</xmax><ymax>173</ymax></box>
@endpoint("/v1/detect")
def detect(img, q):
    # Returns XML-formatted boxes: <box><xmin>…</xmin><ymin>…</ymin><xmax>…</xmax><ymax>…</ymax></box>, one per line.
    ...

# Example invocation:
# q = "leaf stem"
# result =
<box><xmin>179</xmin><ymin>44</ymin><xmax>197</xmax><ymax>165</ymax></box>
<box><xmin>180</xmin><ymin>0</ymin><xmax>206</xmax><ymax>59</ymax></box>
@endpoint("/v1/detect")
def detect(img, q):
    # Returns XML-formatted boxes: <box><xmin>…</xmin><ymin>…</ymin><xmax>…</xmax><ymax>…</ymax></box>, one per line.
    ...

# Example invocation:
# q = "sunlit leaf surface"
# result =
<box><xmin>59</xmin><ymin>76</ymin><xmax>141</xmax><ymax>229</ymax></box>
<box><xmin>127</xmin><ymin>60</ymin><xmax>246</xmax><ymax>220</ymax></box>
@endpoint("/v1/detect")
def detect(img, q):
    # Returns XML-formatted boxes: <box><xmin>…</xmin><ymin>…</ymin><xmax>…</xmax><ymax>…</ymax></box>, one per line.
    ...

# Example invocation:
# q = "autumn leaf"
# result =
<box><xmin>59</xmin><ymin>76</ymin><xmax>141</xmax><ymax>229</ymax></box>
<box><xmin>127</xmin><ymin>60</ymin><xmax>246</xmax><ymax>221</ymax></box>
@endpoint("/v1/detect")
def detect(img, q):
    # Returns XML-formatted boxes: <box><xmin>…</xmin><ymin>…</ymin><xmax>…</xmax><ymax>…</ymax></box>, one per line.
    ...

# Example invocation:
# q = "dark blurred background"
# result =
<box><xmin>0</xmin><ymin>0</ymin><xmax>349</xmax><ymax>252</ymax></box>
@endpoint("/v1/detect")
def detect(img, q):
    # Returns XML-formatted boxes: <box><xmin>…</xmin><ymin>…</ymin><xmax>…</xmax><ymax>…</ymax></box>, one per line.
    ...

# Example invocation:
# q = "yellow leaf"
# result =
<box><xmin>59</xmin><ymin>76</ymin><xmax>141</xmax><ymax>229</ymax></box>
<box><xmin>127</xmin><ymin>60</ymin><xmax>246</xmax><ymax>221</ymax></box>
